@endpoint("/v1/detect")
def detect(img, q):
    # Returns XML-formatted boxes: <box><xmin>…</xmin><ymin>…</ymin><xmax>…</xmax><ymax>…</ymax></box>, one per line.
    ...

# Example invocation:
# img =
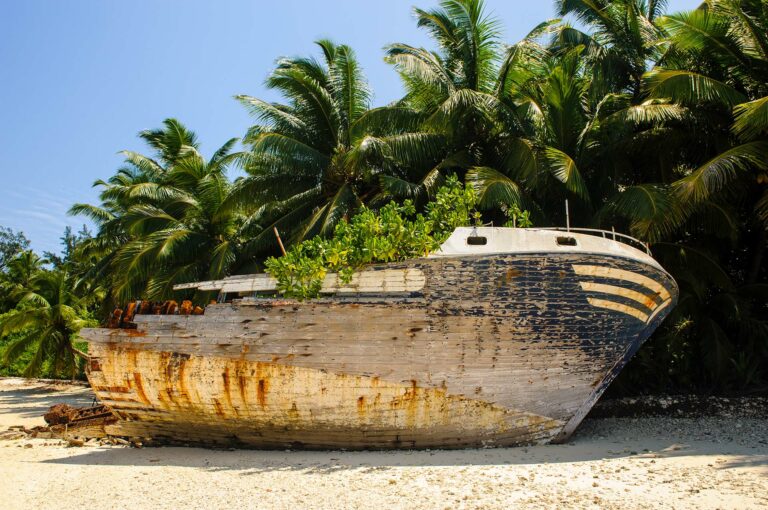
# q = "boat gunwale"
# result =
<box><xmin>169</xmin><ymin>251</ymin><xmax>674</xmax><ymax>298</ymax></box>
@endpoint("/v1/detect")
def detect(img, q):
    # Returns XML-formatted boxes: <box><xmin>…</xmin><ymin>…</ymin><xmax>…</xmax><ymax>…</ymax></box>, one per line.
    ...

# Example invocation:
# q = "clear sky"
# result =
<box><xmin>0</xmin><ymin>0</ymin><xmax>698</xmax><ymax>254</ymax></box>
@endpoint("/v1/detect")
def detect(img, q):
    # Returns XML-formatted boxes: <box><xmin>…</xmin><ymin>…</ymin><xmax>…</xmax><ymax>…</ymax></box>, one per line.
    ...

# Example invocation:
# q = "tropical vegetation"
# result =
<box><xmin>1</xmin><ymin>0</ymin><xmax>765</xmax><ymax>394</ymax></box>
<box><xmin>0</xmin><ymin>228</ymin><xmax>97</xmax><ymax>378</ymax></box>
<box><xmin>265</xmin><ymin>176</ymin><xmax>481</xmax><ymax>299</ymax></box>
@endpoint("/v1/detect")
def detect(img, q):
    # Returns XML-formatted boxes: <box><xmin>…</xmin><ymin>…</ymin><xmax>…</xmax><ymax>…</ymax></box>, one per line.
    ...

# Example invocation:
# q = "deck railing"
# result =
<box><xmin>534</xmin><ymin>227</ymin><xmax>651</xmax><ymax>255</ymax></box>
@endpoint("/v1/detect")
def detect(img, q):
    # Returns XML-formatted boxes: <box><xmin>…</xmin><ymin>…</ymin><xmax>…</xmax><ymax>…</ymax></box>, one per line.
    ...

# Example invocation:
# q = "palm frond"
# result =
<box><xmin>249</xmin><ymin>132</ymin><xmax>330</xmax><ymax>165</ymax></box>
<box><xmin>466</xmin><ymin>166</ymin><xmax>524</xmax><ymax>209</ymax></box>
<box><xmin>330</xmin><ymin>44</ymin><xmax>371</xmax><ymax>142</ymax></box>
<box><xmin>647</xmin><ymin>0</ymin><xmax>668</xmax><ymax>21</ymax></box>
<box><xmin>379</xmin><ymin>133</ymin><xmax>447</xmax><ymax>168</ymax></box>
<box><xmin>119</xmin><ymin>151</ymin><xmax>165</xmax><ymax>176</ymax></box>
<box><xmin>138</xmin><ymin>118</ymin><xmax>199</xmax><ymax>165</ymax></box>
<box><xmin>495</xmin><ymin>137</ymin><xmax>538</xmax><ymax>184</ymax></box>
<box><xmin>207</xmin><ymin>241</ymin><xmax>237</xmax><ymax>280</ymax></box>
<box><xmin>602</xmin><ymin>183</ymin><xmax>682</xmax><ymax>239</ymax></box>
<box><xmin>380</xmin><ymin>166</ymin><xmax>446</xmax><ymax>202</ymax></box>
<box><xmin>320</xmin><ymin>184</ymin><xmax>358</xmax><ymax>236</ymax></box>
<box><xmin>690</xmin><ymin>200</ymin><xmax>740</xmax><ymax>241</ymax></box>
<box><xmin>351</xmin><ymin>107</ymin><xmax>426</xmax><ymax>138</ymax></box>
<box><xmin>235</xmin><ymin>95</ymin><xmax>309</xmax><ymax>134</ymax></box>
<box><xmin>68</xmin><ymin>203</ymin><xmax>116</xmax><ymax>224</ymax></box>
<box><xmin>427</xmin><ymin>88</ymin><xmax>501</xmax><ymax>132</ymax></box>
<box><xmin>209</xmin><ymin>138</ymin><xmax>239</xmax><ymax>167</ymax></box>
<box><xmin>732</xmin><ymin>95</ymin><xmax>768</xmax><ymax>141</ymax></box>
<box><xmin>644</xmin><ymin>68</ymin><xmax>747</xmax><ymax>106</ymax></box>
<box><xmin>718</xmin><ymin>0</ymin><xmax>768</xmax><ymax>60</ymax></box>
<box><xmin>543</xmin><ymin>147</ymin><xmax>591</xmax><ymax>203</ymax></box>
<box><xmin>385</xmin><ymin>44</ymin><xmax>453</xmax><ymax>94</ymax></box>
<box><xmin>654</xmin><ymin>242</ymin><xmax>735</xmax><ymax>292</ymax></box>
<box><xmin>674</xmin><ymin>141</ymin><xmax>768</xmax><ymax>203</ymax></box>
<box><xmin>658</xmin><ymin>9</ymin><xmax>749</xmax><ymax>66</ymax></box>
<box><xmin>603</xmin><ymin>101</ymin><xmax>690</xmax><ymax>126</ymax></box>
<box><xmin>755</xmin><ymin>188</ymin><xmax>768</xmax><ymax>229</ymax></box>
<box><xmin>266</xmin><ymin>66</ymin><xmax>339</xmax><ymax>147</ymax></box>
<box><xmin>1</xmin><ymin>328</ymin><xmax>43</xmax><ymax>367</ymax></box>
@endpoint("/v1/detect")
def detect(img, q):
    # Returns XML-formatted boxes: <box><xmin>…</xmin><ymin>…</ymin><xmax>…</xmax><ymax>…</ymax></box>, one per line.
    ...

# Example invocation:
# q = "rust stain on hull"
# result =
<box><xmin>132</xmin><ymin>373</ymin><xmax>151</xmax><ymax>406</ymax></box>
<box><xmin>257</xmin><ymin>378</ymin><xmax>268</xmax><ymax>408</ymax></box>
<box><xmin>87</xmin><ymin>345</ymin><xmax>563</xmax><ymax>449</ymax></box>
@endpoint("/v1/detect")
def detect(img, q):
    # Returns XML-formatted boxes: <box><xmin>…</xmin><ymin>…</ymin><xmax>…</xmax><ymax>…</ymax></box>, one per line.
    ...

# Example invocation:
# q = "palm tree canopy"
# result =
<box><xmin>70</xmin><ymin>120</ymin><xmax>251</xmax><ymax>303</ymax></box>
<box><xmin>233</xmin><ymin>40</ymin><xmax>443</xmax><ymax>254</ymax></box>
<box><xmin>0</xmin><ymin>269</ymin><xmax>92</xmax><ymax>377</ymax></box>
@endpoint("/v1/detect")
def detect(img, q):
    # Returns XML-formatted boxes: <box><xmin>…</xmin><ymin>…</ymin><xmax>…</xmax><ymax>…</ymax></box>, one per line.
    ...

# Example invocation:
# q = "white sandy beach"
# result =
<box><xmin>0</xmin><ymin>377</ymin><xmax>766</xmax><ymax>510</ymax></box>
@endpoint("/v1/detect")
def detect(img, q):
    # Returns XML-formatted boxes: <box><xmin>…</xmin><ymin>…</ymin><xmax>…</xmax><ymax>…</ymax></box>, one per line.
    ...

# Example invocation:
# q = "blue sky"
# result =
<box><xmin>0</xmin><ymin>0</ymin><xmax>697</xmax><ymax>254</ymax></box>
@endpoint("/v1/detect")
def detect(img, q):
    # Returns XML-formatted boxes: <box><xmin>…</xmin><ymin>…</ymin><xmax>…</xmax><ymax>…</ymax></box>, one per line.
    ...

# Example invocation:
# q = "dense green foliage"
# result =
<box><xmin>265</xmin><ymin>176</ymin><xmax>481</xmax><ymax>298</ymax></box>
<box><xmin>69</xmin><ymin>120</ymin><xmax>258</xmax><ymax>308</ymax></box>
<box><xmin>1</xmin><ymin>0</ymin><xmax>766</xmax><ymax>393</ymax></box>
<box><xmin>0</xmin><ymin>227</ymin><xmax>97</xmax><ymax>379</ymax></box>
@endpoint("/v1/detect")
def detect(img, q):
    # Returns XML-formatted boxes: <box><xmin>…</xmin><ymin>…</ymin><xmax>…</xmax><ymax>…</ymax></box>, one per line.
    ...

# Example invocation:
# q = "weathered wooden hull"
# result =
<box><xmin>82</xmin><ymin>251</ymin><xmax>677</xmax><ymax>449</ymax></box>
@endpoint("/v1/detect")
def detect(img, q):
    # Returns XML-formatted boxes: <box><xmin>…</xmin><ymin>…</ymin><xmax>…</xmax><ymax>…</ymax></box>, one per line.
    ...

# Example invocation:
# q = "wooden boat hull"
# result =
<box><xmin>82</xmin><ymin>251</ymin><xmax>677</xmax><ymax>449</ymax></box>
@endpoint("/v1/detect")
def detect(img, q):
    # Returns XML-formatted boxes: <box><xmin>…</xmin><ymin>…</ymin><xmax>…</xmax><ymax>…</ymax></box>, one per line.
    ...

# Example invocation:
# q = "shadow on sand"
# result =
<box><xmin>0</xmin><ymin>385</ymin><xmax>95</xmax><ymax>420</ymax></box>
<box><xmin>35</xmin><ymin>426</ymin><xmax>768</xmax><ymax>475</ymax></box>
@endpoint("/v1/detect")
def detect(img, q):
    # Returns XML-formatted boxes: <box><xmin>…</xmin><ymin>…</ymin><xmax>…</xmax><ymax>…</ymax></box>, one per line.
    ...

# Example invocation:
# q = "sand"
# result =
<box><xmin>0</xmin><ymin>378</ymin><xmax>766</xmax><ymax>510</ymax></box>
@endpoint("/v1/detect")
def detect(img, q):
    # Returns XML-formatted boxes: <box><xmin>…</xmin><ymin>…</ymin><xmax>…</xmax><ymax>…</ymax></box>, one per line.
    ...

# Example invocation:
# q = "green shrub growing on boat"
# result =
<box><xmin>502</xmin><ymin>204</ymin><xmax>533</xmax><ymax>228</ymax></box>
<box><xmin>265</xmin><ymin>176</ymin><xmax>486</xmax><ymax>299</ymax></box>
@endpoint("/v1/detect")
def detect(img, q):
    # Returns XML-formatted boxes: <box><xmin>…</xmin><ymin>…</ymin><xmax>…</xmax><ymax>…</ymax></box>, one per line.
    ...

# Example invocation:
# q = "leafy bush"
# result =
<box><xmin>265</xmin><ymin>176</ymin><xmax>483</xmax><ymax>299</ymax></box>
<box><xmin>501</xmin><ymin>204</ymin><xmax>533</xmax><ymax>228</ymax></box>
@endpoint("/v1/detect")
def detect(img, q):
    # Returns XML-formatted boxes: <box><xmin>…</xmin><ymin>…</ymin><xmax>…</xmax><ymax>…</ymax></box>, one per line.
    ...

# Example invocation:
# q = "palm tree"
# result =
<box><xmin>233</xmin><ymin>40</ymin><xmax>438</xmax><ymax>255</ymax></box>
<box><xmin>385</xmin><ymin>0</ymin><xmax>681</xmax><ymax>227</ymax></box>
<box><xmin>110</xmin><ymin>140</ymin><xmax>254</xmax><ymax>302</ymax></box>
<box><xmin>0</xmin><ymin>270</ymin><xmax>92</xmax><ymax>378</ymax></box>
<box><xmin>552</xmin><ymin>0</ymin><xmax>665</xmax><ymax>99</ymax></box>
<box><xmin>385</xmin><ymin>0</ymin><xmax>547</xmax><ymax>221</ymax></box>
<box><xmin>386</xmin><ymin>0</ymin><xmax>501</xmax><ymax>114</ymax></box>
<box><xmin>0</xmin><ymin>251</ymin><xmax>43</xmax><ymax>313</ymax></box>
<box><xmin>71</xmin><ymin>120</ymin><xmax>250</xmax><ymax>303</ymax></box>
<box><xmin>603</xmin><ymin>0</ymin><xmax>768</xmax><ymax>392</ymax></box>
<box><xmin>1</xmin><ymin>250</ymin><xmax>42</xmax><ymax>291</ymax></box>
<box><xmin>70</xmin><ymin>118</ymin><xmax>202</xmax><ymax>304</ymax></box>
<box><xmin>642</xmin><ymin>0</ymin><xmax>768</xmax><ymax>278</ymax></box>
<box><xmin>48</xmin><ymin>0</ymin><xmax>764</xmax><ymax>393</ymax></box>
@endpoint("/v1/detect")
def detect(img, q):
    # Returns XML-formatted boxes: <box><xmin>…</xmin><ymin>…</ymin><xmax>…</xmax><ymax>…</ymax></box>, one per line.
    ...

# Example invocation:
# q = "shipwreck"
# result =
<box><xmin>80</xmin><ymin>226</ymin><xmax>677</xmax><ymax>449</ymax></box>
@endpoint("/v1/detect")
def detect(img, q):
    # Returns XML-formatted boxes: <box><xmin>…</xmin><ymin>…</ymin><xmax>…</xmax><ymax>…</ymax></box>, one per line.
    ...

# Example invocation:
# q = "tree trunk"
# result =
<box><xmin>69</xmin><ymin>343</ymin><xmax>90</xmax><ymax>360</ymax></box>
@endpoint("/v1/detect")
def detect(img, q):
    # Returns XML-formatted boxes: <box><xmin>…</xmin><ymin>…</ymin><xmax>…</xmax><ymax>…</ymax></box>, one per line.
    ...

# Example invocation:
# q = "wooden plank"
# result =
<box><xmin>174</xmin><ymin>268</ymin><xmax>426</xmax><ymax>294</ymax></box>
